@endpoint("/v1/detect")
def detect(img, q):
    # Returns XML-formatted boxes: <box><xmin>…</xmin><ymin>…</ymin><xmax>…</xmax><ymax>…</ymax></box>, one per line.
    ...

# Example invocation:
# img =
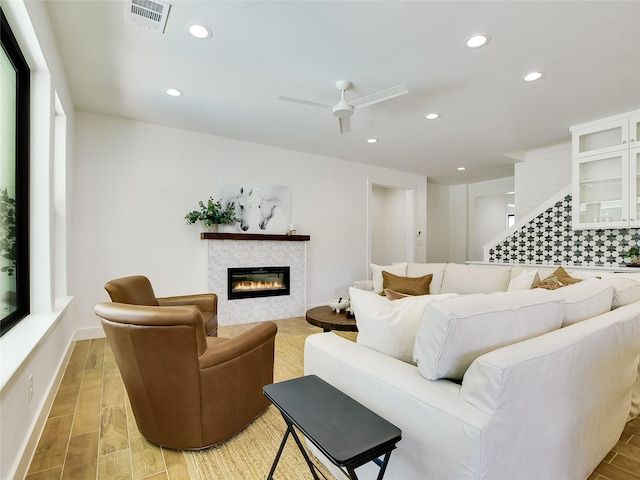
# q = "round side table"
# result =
<box><xmin>305</xmin><ymin>306</ymin><xmax>357</xmax><ymax>332</ymax></box>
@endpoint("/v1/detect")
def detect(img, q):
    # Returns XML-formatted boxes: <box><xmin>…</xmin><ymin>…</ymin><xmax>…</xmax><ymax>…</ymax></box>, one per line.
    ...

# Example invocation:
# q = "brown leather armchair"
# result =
<box><xmin>104</xmin><ymin>275</ymin><xmax>218</xmax><ymax>336</ymax></box>
<box><xmin>94</xmin><ymin>301</ymin><xmax>278</xmax><ymax>450</ymax></box>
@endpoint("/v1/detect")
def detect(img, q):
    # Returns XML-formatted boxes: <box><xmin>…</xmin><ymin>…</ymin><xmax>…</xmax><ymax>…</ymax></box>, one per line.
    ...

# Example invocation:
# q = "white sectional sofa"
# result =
<box><xmin>304</xmin><ymin>263</ymin><xmax>640</xmax><ymax>480</ymax></box>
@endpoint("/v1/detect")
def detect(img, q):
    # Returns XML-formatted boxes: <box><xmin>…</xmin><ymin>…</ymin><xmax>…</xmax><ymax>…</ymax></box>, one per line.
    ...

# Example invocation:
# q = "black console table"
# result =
<box><xmin>263</xmin><ymin>375</ymin><xmax>402</xmax><ymax>480</ymax></box>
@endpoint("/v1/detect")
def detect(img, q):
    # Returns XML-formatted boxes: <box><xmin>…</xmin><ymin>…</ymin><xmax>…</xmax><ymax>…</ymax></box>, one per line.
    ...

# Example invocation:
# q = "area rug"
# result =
<box><xmin>183</xmin><ymin>332</ymin><xmax>356</xmax><ymax>479</ymax></box>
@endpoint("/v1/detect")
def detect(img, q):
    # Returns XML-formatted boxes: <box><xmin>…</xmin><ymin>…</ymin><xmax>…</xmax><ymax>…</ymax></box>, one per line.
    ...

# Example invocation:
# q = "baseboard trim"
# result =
<box><xmin>13</xmin><ymin>338</ymin><xmax>75</xmax><ymax>480</ymax></box>
<box><xmin>74</xmin><ymin>326</ymin><xmax>105</xmax><ymax>340</ymax></box>
<box><xmin>14</xmin><ymin>327</ymin><xmax>103</xmax><ymax>479</ymax></box>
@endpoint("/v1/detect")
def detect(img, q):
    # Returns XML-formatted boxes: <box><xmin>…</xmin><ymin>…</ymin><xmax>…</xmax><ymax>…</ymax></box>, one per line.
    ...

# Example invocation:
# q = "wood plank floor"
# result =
<box><xmin>24</xmin><ymin>316</ymin><xmax>640</xmax><ymax>480</ymax></box>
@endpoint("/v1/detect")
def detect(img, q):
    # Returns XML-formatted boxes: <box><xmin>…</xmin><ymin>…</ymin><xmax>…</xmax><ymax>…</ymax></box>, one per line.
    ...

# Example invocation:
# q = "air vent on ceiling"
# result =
<box><xmin>126</xmin><ymin>0</ymin><xmax>171</xmax><ymax>33</ymax></box>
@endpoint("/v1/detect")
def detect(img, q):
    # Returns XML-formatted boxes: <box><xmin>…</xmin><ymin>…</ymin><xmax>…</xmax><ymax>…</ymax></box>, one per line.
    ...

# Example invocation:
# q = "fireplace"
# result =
<box><xmin>227</xmin><ymin>266</ymin><xmax>290</xmax><ymax>300</ymax></box>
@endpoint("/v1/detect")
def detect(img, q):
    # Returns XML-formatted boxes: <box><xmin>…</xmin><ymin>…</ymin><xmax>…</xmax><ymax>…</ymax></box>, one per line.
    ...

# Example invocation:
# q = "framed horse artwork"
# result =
<box><xmin>219</xmin><ymin>183</ymin><xmax>292</xmax><ymax>234</ymax></box>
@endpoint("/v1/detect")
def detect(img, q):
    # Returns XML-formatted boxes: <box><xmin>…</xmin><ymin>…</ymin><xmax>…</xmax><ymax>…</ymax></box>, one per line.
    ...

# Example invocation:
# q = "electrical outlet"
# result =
<box><xmin>28</xmin><ymin>374</ymin><xmax>33</xmax><ymax>402</ymax></box>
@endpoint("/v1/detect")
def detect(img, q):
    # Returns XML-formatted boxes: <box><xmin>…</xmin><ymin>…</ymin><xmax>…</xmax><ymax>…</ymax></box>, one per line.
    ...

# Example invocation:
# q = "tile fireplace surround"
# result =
<box><xmin>203</xmin><ymin>233</ymin><xmax>310</xmax><ymax>325</ymax></box>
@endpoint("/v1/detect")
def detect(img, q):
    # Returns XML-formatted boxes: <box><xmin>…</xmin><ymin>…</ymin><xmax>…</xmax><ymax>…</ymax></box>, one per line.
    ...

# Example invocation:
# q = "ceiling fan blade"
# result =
<box><xmin>338</xmin><ymin>116</ymin><xmax>351</xmax><ymax>134</ymax></box>
<box><xmin>278</xmin><ymin>95</ymin><xmax>333</xmax><ymax>109</ymax></box>
<box><xmin>349</xmin><ymin>84</ymin><xmax>409</xmax><ymax>109</ymax></box>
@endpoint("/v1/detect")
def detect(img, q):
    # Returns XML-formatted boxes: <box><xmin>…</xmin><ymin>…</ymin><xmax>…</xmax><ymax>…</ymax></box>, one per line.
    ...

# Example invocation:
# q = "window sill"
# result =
<box><xmin>0</xmin><ymin>296</ymin><xmax>73</xmax><ymax>391</ymax></box>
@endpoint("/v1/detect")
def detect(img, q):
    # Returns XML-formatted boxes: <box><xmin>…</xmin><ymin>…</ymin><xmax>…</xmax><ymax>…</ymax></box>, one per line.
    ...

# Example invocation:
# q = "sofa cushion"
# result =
<box><xmin>507</xmin><ymin>269</ymin><xmax>540</xmax><ymax>291</ymax></box>
<box><xmin>349</xmin><ymin>287</ymin><xmax>457</xmax><ymax>364</ymax></box>
<box><xmin>406</xmin><ymin>263</ymin><xmax>447</xmax><ymax>294</ymax></box>
<box><xmin>370</xmin><ymin>262</ymin><xmax>407</xmax><ymax>294</ymax></box>
<box><xmin>413</xmin><ymin>289</ymin><xmax>565</xmax><ymax>380</ymax></box>
<box><xmin>440</xmin><ymin>264</ymin><xmax>511</xmax><ymax>294</ymax></box>
<box><xmin>382</xmin><ymin>271</ymin><xmax>432</xmax><ymax>296</ymax></box>
<box><xmin>601</xmin><ymin>276</ymin><xmax>640</xmax><ymax>308</ymax></box>
<box><xmin>547</xmin><ymin>279</ymin><xmax>614</xmax><ymax>326</ymax></box>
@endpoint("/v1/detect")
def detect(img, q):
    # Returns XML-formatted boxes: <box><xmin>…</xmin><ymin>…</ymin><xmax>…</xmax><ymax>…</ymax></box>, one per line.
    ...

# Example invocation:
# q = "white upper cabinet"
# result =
<box><xmin>571</xmin><ymin>110</ymin><xmax>640</xmax><ymax>229</ymax></box>
<box><xmin>571</xmin><ymin>112</ymin><xmax>639</xmax><ymax>158</ymax></box>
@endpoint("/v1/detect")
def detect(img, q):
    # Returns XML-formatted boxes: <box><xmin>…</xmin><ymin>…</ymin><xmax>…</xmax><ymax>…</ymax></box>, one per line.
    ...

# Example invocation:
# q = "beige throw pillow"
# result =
<box><xmin>350</xmin><ymin>287</ymin><xmax>457</xmax><ymax>364</ymax></box>
<box><xmin>507</xmin><ymin>269</ymin><xmax>540</xmax><ymax>291</ymax></box>
<box><xmin>370</xmin><ymin>262</ymin><xmax>408</xmax><ymax>294</ymax></box>
<box><xmin>535</xmin><ymin>267</ymin><xmax>582</xmax><ymax>291</ymax></box>
<box><xmin>384</xmin><ymin>289</ymin><xmax>412</xmax><ymax>300</ymax></box>
<box><xmin>382</xmin><ymin>271</ymin><xmax>432</xmax><ymax>296</ymax></box>
<box><xmin>535</xmin><ymin>275</ymin><xmax>563</xmax><ymax>290</ymax></box>
<box><xmin>553</xmin><ymin>266</ymin><xmax>582</xmax><ymax>286</ymax></box>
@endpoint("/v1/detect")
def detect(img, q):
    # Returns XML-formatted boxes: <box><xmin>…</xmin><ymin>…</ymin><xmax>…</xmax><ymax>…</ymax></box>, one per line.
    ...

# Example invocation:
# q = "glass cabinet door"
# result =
<box><xmin>632</xmin><ymin>147</ymin><xmax>640</xmax><ymax>226</ymax></box>
<box><xmin>572</xmin><ymin>119</ymin><xmax>628</xmax><ymax>158</ymax></box>
<box><xmin>631</xmin><ymin>115</ymin><xmax>640</xmax><ymax>148</ymax></box>
<box><xmin>573</xmin><ymin>152</ymin><xmax>629</xmax><ymax>228</ymax></box>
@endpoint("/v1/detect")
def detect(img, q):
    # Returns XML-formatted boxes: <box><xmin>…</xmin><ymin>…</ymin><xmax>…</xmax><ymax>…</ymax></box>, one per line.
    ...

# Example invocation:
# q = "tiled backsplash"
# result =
<box><xmin>488</xmin><ymin>194</ymin><xmax>639</xmax><ymax>267</ymax></box>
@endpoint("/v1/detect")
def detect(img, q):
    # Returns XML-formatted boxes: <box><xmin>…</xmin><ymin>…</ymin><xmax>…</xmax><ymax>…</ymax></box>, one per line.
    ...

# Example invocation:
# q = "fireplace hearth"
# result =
<box><xmin>227</xmin><ymin>266</ymin><xmax>290</xmax><ymax>300</ymax></box>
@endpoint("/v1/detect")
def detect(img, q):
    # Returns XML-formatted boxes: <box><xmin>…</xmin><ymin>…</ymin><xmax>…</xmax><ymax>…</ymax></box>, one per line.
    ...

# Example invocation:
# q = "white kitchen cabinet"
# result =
<box><xmin>571</xmin><ymin>110</ymin><xmax>640</xmax><ymax>229</ymax></box>
<box><xmin>571</xmin><ymin>112</ymin><xmax>639</xmax><ymax>158</ymax></box>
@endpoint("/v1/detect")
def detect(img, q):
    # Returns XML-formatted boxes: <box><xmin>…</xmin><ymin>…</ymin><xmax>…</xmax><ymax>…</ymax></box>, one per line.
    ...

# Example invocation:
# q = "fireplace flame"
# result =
<box><xmin>233</xmin><ymin>280</ymin><xmax>285</xmax><ymax>292</ymax></box>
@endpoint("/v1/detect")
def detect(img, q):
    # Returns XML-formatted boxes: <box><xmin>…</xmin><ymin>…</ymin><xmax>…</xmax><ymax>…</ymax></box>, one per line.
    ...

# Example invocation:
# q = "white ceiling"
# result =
<box><xmin>45</xmin><ymin>1</ymin><xmax>640</xmax><ymax>185</ymax></box>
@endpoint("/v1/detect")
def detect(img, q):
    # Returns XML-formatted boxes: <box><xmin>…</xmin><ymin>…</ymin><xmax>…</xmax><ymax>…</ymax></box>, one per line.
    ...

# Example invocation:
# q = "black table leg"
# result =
<box><xmin>345</xmin><ymin>451</ymin><xmax>393</xmax><ymax>480</ymax></box>
<box><xmin>375</xmin><ymin>452</ymin><xmax>393</xmax><ymax>480</ymax></box>
<box><xmin>266</xmin><ymin>425</ymin><xmax>290</xmax><ymax>480</ymax></box>
<box><xmin>267</xmin><ymin>414</ymin><xmax>321</xmax><ymax>480</ymax></box>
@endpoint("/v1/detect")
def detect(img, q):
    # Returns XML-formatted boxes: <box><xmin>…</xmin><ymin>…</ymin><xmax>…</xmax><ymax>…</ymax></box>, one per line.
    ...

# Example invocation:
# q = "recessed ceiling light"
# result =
<box><xmin>523</xmin><ymin>71</ymin><xmax>544</xmax><ymax>82</ymax></box>
<box><xmin>187</xmin><ymin>23</ymin><xmax>213</xmax><ymax>39</ymax></box>
<box><xmin>367</xmin><ymin>138</ymin><xmax>379</xmax><ymax>143</ymax></box>
<box><xmin>457</xmin><ymin>167</ymin><xmax>466</xmax><ymax>171</ymax></box>
<box><xmin>506</xmin><ymin>191</ymin><xmax>515</xmax><ymax>195</ymax></box>
<box><xmin>466</xmin><ymin>34</ymin><xmax>490</xmax><ymax>48</ymax></box>
<box><xmin>508</xmin><ymin>203</ymin><xmax>515</xmax><ymax>208</ymax></box>
<box><xmin>425</xmin><ymin>113</ymin><xmax>440</xmax><ymax>120</ymax></box>
<box><xmin>165</xmin><ymin>88</ymin><xmax>183</xmax><ymax>97</ymax></box>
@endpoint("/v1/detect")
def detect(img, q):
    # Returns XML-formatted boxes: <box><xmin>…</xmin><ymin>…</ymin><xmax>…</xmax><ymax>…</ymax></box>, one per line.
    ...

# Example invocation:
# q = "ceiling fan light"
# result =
<box><xmin>466</xmin><ymin>34</ymin><xmax>490</xmax><ymax>48</ymax></box>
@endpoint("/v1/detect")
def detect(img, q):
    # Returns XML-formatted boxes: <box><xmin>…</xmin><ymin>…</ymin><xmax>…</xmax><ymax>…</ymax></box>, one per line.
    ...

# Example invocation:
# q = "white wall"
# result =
<box><xmin>370</xmin><ymin>185</ymin><xmax>409</xmax><ymax>265</ymax></box>
<box><xmin>468</xmin><ymin>177</ymin><xmax>515</xmax><ymax>261</ymax></box>
<box><xmin>448</xmin><ymin>184</ymin><xmax>469</xmax><ymax>263</ymax></box>
<box><xmin>427</xmin><ymin>177</ymin><xmax>515</xmax><ymax>262</ymax></box>
<box><xmin>0</xmin><ymin>1</ymin><xmax>76</xmax><ymax>479</ymax></box>
<box><xmin>471</xmin><ymin>194</ymin><xmax>509</xmax><ymax>260</ymax></box>
<box><xmin>426</xmin><ymin>180</ymin><xmax>450</xmax><ymax>261</ymax></box>
<box><xmin>72</xmin><ymin>111</ymin><xmax>428</xmax><ymax>332</ymax></box>
<box><xmin>514</xmin><ymin>141</ymin><xmax>571</xmax><ymax>220</ymax></box>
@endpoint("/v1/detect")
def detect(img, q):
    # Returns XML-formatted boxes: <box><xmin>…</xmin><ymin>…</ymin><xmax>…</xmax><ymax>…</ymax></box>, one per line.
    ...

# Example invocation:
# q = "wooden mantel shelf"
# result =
<box><xmin>201</xmin><ymin>232</ymin><xmax>310</xmax><ymax>241</ymax></box>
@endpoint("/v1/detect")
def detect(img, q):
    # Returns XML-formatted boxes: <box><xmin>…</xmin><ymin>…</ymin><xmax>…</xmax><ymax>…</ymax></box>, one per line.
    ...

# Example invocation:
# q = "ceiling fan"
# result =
<box><xmin>278</xmin><ymin>80</ymin><xmax>409</xmax><ymax>134</ymax></box>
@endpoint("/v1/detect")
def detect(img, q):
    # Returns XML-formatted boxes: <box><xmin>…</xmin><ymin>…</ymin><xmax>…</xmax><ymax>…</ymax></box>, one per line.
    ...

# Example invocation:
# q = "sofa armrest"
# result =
<box><xmin>460</xmin><ymin>305</ymin><xmax>640</xmax><ymax>478</ymax></box>
<box><xmin>350</xmin><ymin>280</ymin><xmax>373</xmax><ymax>292</ymax></box>
<box><xmin>158</xmin><ymin>293</ymin><xmax>218</xmax><ymax>313</ymax></box>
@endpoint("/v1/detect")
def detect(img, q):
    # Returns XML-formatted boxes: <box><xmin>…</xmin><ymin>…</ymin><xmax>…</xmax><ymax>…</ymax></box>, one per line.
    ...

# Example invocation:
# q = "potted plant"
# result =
<box><xmin>184</xmin><ymin>197</ymin><xmax>239</xmax><ymax>231</ymax></box>
<box><xmin>625</xmin><ymin>246</ymin><xmax>640</xmax><ymax>266</ymax></box>
<box><xmin>0</xmin><ymin>188</ymin><xmax>16</xmax><ymax>277</ymax></box>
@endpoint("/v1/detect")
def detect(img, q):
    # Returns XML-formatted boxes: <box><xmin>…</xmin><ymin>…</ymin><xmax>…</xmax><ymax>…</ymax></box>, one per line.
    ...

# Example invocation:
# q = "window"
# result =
<box><xmin>1</xmin><ymin>9</ymin><xmax>30</xmax><ymax>336</ymax></box>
